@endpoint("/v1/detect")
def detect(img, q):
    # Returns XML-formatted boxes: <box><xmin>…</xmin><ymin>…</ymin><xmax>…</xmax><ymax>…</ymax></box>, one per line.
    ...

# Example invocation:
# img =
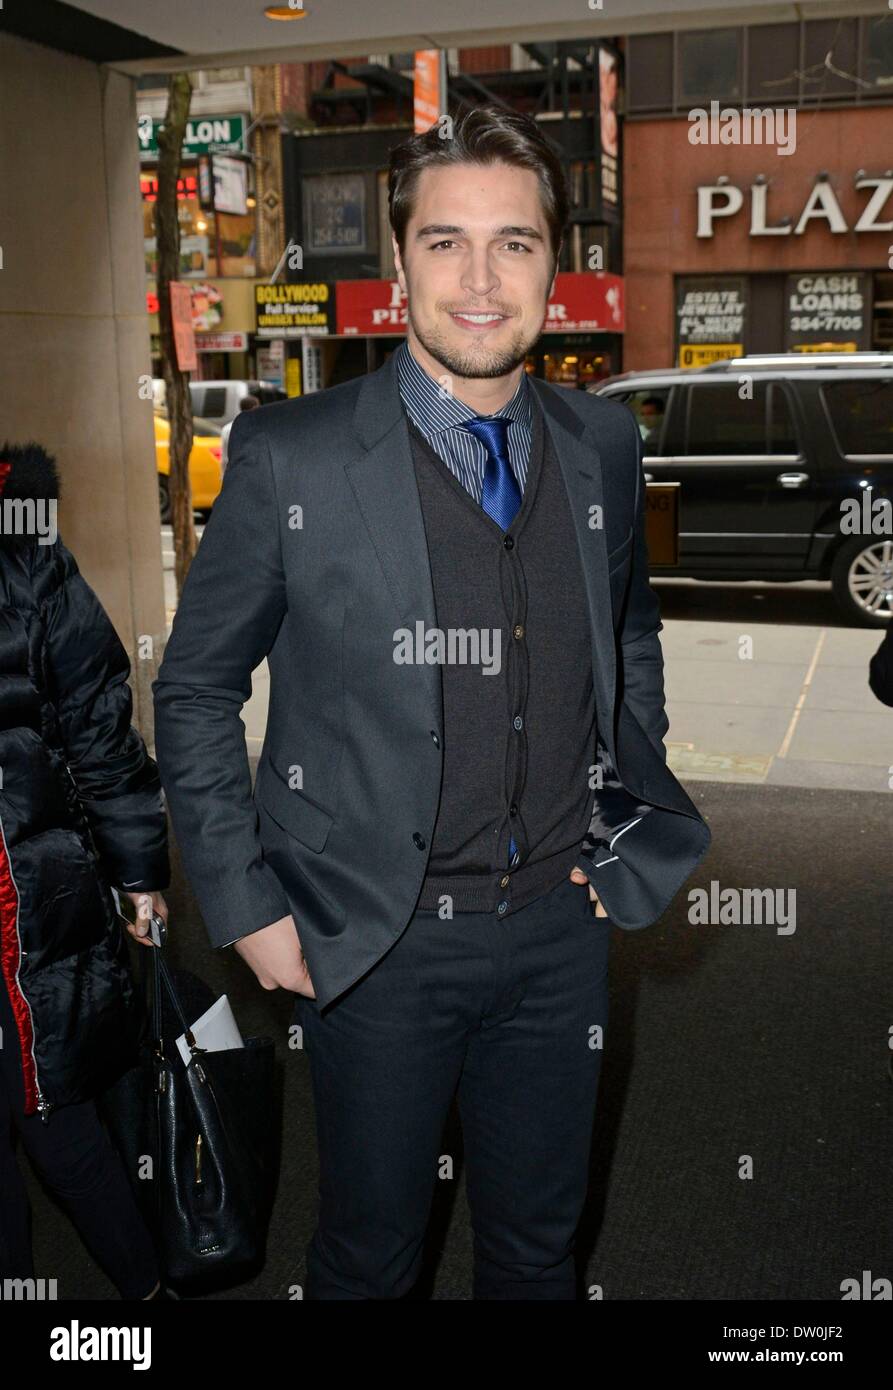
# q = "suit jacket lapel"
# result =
<box><xmin>529</xmin><ymin>377</ymin><xmax>617</xmax><ymax>751</ymax></box>
<box><xmin>344</xmin><ymin>357</ymin><xmax>442</xmax><ymax>726</ymax></box>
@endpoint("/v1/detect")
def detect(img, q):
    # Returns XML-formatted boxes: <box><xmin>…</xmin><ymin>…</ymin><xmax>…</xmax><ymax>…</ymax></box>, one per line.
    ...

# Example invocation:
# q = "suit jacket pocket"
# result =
<box><xmin>253</xmin><ymin>765</ymin><xmax>334</xmax><ymax>853</ymax></box>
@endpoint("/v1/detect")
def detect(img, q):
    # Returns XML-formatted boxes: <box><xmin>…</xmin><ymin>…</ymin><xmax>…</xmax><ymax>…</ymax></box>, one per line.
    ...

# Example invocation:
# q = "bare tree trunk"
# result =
<box><xmin>156</xmin><ymin>73</ymin><xmax>196</xmax><ymax>596</ymax></box>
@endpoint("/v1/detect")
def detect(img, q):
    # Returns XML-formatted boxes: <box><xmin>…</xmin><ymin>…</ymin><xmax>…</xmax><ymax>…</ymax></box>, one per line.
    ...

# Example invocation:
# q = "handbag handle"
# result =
<box><xmin>148</xmin><ymin>914</ymin><xmax>201</xmax><ymax>1055</ymax></box>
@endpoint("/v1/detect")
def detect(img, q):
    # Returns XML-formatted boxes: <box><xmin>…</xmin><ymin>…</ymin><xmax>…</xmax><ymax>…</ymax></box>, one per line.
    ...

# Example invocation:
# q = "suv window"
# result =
<box><xmin>768</xmin><ymin>384</ymin><xmax>799</xmax><ymax>454</ymax></box>
<box><xmin>616</xmin><ymin>388</ymin><xmax>671</xmax><ymax>452</ymax></box>
<box><xmin>686</xmin><ymin>382</ymin><xmax>769</xmax><ymax>454</ymax></box>
<box><xmin>822</xmin><ymin>380</ymin><xmax>893</xmax><ymax>455</ymax></box>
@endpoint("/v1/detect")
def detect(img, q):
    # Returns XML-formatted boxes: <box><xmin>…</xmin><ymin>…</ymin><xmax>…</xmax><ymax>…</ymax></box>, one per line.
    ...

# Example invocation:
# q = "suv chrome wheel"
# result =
<box><xmin>848</xmin><ymin>541</ymin><xmax>893</xmax><ymax>616</ymax></box>
<box><xmin>831</xmin><ymin>537</ymin><xmax>893</xmax><ymax>626</ymax></box>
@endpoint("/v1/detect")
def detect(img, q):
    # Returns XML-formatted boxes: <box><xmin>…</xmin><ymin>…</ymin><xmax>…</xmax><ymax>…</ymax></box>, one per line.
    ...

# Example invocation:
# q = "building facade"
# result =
<box><xmin>138</xmin><ymin>63</ymin><xmax>301</xmax><ymax>385</ymax></box>
<box><xmin>622</xmin><ymin>12</ymin><xmax>893</xmax><ymax>369</ymax></box>
<box><xmin>275</xmin><ymin>42</ymin><xmax>627</xmax><ymax>392</ymax></box>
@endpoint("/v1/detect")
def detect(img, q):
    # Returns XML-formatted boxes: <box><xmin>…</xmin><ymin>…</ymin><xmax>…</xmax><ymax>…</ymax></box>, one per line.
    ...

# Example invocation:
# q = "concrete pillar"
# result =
<box><xmin>0</xmin><ymin>34</ymin><xmax>165</xmax><ymax>742</ymax></box>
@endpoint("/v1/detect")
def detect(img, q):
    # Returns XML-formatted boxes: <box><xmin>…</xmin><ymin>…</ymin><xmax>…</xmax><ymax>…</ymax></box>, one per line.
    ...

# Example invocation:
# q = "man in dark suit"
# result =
<box><xmin>153</xmin><ymin>107</ymin><xmax>710</xmax><ymax>1300</ymax></box>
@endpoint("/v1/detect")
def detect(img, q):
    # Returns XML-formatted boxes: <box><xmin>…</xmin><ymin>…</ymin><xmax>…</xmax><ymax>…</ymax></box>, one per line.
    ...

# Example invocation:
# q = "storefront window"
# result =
<box><xmin>213</xmin><ymin>211</ymin><xmax>255</xmax><ymax>275</ymax></box>
<box><xmin>141</xmin><ymin>165</ymin><xmax>256</xmax><ymax>277</ymax></box>
<box><xmin>537</xmin><ymin>349</ymin><xmax>612</xmax><ymax>389</ymax></box>
<box><xmin>303</xmin><ymin>173</ymin><xmax>370</xmax><ymax>255</ymax></box>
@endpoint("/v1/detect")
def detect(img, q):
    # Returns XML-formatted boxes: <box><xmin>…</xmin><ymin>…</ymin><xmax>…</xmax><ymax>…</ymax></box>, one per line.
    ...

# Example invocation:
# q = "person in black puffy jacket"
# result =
<box><xmin>0</xmin><ymin>441</ymin><xmax>170</xmax><ymax>1298</ymax></box>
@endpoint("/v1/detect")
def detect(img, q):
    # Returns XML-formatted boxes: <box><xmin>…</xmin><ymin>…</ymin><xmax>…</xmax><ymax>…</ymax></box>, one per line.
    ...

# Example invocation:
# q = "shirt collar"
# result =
<box><xmin>396</xmin><ymin>339</ymin><xmax>531</xmax><ymax>435</ymax></box>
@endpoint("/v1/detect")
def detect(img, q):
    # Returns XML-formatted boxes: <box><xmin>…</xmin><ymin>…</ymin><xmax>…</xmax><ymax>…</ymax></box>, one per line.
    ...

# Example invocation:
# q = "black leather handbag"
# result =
<box><xmin>101</xmin><ymin>920</ymin><xmax>280</xmax><ymax>1292</ymax></box>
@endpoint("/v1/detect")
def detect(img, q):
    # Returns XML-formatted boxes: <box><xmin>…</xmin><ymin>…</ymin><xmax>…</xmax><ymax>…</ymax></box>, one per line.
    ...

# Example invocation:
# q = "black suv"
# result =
<box><xmin>592</xmin><ymin>353</ymin><xmax>893</xmax><ymax>626</ymax></box>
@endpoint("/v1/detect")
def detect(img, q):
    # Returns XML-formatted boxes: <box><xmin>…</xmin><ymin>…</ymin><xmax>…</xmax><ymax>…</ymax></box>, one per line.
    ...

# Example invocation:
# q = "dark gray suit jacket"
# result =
<box><xmin>152</xmin><ymin>356</ymin><xmax>711</xmax><ymax>1009</ymax></box>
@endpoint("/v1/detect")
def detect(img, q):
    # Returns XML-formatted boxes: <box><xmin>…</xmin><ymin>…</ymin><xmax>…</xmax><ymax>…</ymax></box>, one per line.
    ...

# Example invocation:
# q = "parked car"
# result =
<box><xmin>152</xmin><ymin>379</ymin><xmax>287</xmax><ymax>428</ymax></box>
<box><xmin>154</xmin><ymin>413</ymin><xmax>222</xmax><ymax>523</ymax></box>
<box><xmin>188</xmin><ymin>379</ymin><xmax>286</xmax><ymax>427</ymax></box>
<box><xmin>591</xmin><ymin>353</ymin><xmax>893</xmax><ymax>626</ymax></box>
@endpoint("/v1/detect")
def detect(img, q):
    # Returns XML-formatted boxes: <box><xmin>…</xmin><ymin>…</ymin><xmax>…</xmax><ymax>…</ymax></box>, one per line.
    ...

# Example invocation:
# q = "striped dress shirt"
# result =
<box><xmin>395</xmin><ymin>340</ymin><xmax>532</xmax><ymax>502</ymax></box>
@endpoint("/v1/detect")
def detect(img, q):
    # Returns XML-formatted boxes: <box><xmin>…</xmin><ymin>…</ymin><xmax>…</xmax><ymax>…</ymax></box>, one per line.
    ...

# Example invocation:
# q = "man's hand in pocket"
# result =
<box><xmin>233</xmin><ymin>915</ymin><xmax>316</xmax><ymax>996</ymax></box>
<box><xmin>569</xmin><ymin>865</ymin><xmax>609</xmax><ymax>918</ymax></box>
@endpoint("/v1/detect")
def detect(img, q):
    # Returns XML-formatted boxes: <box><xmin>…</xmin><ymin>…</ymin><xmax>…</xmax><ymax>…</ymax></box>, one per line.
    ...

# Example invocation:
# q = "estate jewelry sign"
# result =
<box><xmin>676</xmin><ymin>275</ymin><xmax>748</xmax><ymax>366</ymax></box>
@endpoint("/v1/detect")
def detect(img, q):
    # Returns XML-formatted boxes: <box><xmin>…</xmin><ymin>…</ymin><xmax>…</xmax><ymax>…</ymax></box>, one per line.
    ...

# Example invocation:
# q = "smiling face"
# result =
<box><xmin>393</xmin><ymin>161</ymin><xmax>557</xmax><ymax>389</ymax></box>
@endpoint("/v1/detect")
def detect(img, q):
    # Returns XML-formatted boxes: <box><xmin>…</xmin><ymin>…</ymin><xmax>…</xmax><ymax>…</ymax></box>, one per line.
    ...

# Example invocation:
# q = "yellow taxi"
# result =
<box><xmin>154</xmin><ymin>412</ymin><xmax>223</xmax><ymax>522</ymax></box>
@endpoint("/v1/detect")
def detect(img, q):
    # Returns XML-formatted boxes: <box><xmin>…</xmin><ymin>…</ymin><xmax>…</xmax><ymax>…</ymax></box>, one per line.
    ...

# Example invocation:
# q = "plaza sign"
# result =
<box><xmin>697</xmin><ymin>175</ymin><xmax>893</xmax><ymax>238</ymax></box>
<box><xmin>138</xmin><ymin>113</ymin><xmax>248</xmax><ymax>160</ymax></box>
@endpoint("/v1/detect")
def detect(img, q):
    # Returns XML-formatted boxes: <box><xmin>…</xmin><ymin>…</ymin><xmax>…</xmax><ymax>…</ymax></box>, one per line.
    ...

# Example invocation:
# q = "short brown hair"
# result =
<box><xmin>388</xmin><ymin>106</ymin><xmax>568</xmax><ymax>265</ymax></box>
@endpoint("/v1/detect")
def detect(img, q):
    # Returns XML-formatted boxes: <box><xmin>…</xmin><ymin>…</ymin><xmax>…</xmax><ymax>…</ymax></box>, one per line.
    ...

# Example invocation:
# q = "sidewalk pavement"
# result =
<box><xmin>163</xmin><ymin>532</ymin><xmax>892</xmax><ymax>796</ymax></box>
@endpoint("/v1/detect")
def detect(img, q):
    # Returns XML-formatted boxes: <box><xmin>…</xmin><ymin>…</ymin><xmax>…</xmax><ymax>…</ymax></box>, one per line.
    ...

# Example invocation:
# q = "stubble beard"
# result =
<box><xmin>407</xmin><ymin>303</ymin><xmax>540</xmax><ymax>382</ymax></box>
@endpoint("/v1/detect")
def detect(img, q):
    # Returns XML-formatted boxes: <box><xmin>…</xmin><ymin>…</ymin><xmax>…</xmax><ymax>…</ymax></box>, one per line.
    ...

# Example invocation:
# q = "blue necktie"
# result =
<box><xmin>463</xmin><ymin>416</ymin><xmax>522</xmax><ymax>532</ymax></box>
<box><xmin>463</xmin><ymin>415</ymin><xmax>522</xmax><ymax>869</ymax></box>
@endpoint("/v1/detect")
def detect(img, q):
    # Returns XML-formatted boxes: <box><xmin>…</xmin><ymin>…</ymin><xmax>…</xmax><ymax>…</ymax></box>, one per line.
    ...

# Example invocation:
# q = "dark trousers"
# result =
<box><xmin>0</xmin><ymin>979</ymin><xmax>160</xmax><ymax>1300</ymax></box>
<box><xmin>298</xmin><ymin>873</ymin><xmax>611</xmax><ymax>1300</ymax></box>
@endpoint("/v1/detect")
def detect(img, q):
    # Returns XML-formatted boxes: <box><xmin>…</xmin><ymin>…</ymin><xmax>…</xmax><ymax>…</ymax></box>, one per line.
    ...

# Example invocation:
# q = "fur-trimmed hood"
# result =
<box><xmin>0</xmin><ymin>441</ymin><xmax>60</xmax><ymax>548</ymax></box>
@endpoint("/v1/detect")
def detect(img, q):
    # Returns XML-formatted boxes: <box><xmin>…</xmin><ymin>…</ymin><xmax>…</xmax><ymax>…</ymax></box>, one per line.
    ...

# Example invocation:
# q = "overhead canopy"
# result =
<box><xmin>6</xmin><ymin>0</ymin><xmax>883</xmax><ymax>71</ymax></box>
